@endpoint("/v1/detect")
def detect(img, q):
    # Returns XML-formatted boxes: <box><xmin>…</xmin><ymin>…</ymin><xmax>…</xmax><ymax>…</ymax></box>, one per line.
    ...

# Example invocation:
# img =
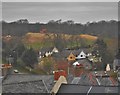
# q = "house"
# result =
<box><xmin>57</xmin><ymin>84</ymin><xmax>119</xmax><ymax>94</ymax></box>
<box><xmin>51</xmin><ymin>76</ymin><xmax>67</xmax><ymax>94</ymax></box>
<box><xmin>73</xmin><ymin>61</ymin><xmax>80</xmax><ymax>66</ymax></box>
<box><xmin>39</xmin><ymin>51</ymin><xmax>42</xmax><ymax>58</ymax></box>
<box><xmin>39</xmin><ymin>47</ymin><xmax>59</xmax><ymax>58</ymax></box>
<box><xmin>45</xmin><ymin>51</ymin><xmax>52</xmax><ymax>57</ymax></box>
<box><xmin>51</xmin><ymin>73</ymin><xmax>119</xmax><ymax>94</ymax></box>
<box><xmin>39</xmin><ymin>47</ymin><xmax>53</xmax><ymax>57</ymax></box>
<box><xmin>71</xmin><ymin>59</ymin><xmax>92</xmax><ymax>77</ymax></box>
<box><xmin>2</xmin><ymin>74</ymin><xmax>54</xmax><ymax>93</ymax></box>
<box><xmin>52</xmin><ymin>48</ymin><xmax>90</xmax><ymax>62</ymax></box>
<box><xmin>52</xmin><ymin>47</ymin><xmax>59</xmax><ymax>53</ymax></box>
<box><xmin>65</xmin><ymin>49</ymin><xmax>91</xmax><ymax>60</ymax></box>
<box><xmin>67</xmin><ymin>52</ymin><xmax>76</xmax><ymax>61</ymax></box>
<box><xmin>77</xmin><ymin>59</ymin><xmax>92</xmax><ymax>70</ymax></box>
<box><xmin>106</xmin><ymin>64</ymin><xmax>111</xmax><ymax>71</ymax></box>
<box><xmin>76</xmin><ymin>50</ymin><xmax>87</xmax><ymax>59</ymax></box>
<box><xmin>54</xmin><ymin>70</ymin><xmax>67</xmax><ymax>81</ymax></box>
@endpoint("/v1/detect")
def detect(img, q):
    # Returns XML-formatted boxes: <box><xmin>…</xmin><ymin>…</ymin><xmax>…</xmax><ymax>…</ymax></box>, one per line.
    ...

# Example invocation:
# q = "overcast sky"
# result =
<box><xmin>2</xmin><ymin>2</ymin><xmax>118</xmax><ymax>24</ymax></box>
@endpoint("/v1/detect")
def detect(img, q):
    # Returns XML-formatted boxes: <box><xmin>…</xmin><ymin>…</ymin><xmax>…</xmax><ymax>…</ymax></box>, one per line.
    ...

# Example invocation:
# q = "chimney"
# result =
<box><xmin>54</xmin><ymin>70</ymin><xmax>67</xmax><ymax>81</ymax></box>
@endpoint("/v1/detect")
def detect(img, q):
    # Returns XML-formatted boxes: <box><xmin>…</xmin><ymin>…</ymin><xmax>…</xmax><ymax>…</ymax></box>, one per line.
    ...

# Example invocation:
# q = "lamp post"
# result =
<box><xmin>13</xmin><ymin>50</ymin><xmax>18</xmax><ymax>65</ymax></box>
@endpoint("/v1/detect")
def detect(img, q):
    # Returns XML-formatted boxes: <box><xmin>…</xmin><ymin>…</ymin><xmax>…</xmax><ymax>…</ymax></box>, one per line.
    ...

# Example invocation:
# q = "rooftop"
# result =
<box><xmin>2</xmin><ymin>74</ymin><xmax>54</xmax><ymax>93</ymax></box>
<box><xmin>57</xmin><ymin>84</ymin><xmax>120</xmax><ymax>94</ymax></box>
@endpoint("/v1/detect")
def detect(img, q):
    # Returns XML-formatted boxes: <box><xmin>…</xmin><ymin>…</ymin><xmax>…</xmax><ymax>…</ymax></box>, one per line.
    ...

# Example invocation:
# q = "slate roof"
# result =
<box><xmin>69</xmin><ymin>71</ymin><xmax>119</xmax><ymax>86</ymax></box>
<box><xmin>57</xmin><ymin>84</ymin><xmax>119</xmax><ymax>94</ymax></box>
<box><xmin>40</xmin><ymin>47</ymin><xmax>53</xmax><ymax>52</ymax></box>
<box><xmin>3</xmin><ymin>80</ymin><xmax>47</xmax><ymax>93</ymax></box>
<box><xmin>52</xmin><ymin>48</ymin><xmax>90</xmax><ymax>59</ymax></box>
<box><xmin>57</xmin><ymin>70</ymin><xmax>120</xmax><ymax>94</ymax></box>
<box><xmin>77</xmin><ymin>59</ymin><xmax>92</xmax><ymax>69</ymax></box>
<box><xmin>2</xmin><ymin>74</ymin><xmax>54</xmax><ymax>93</ymax></box>
<box><xmin>71</xmin><ymin>73</ymin><xmax>97</xmax><ymax>86</ymax></box>
<box><xmin>39</xmin><ymin>47</ymin><xmax>53</xmax><ymax>55</ymax></box>
<box><xmin>57</xmin><ymin>84</ymin><xmax>91</xmax><ymax>94</ymax></box>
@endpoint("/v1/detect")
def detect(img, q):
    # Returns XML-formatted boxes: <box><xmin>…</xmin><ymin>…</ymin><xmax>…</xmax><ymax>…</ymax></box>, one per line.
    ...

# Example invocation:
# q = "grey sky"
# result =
<box><xmin>2</xmin><ymin>2</ymin><xmax>118</xmax><ymax>24</ymax></box>
<box><xmin>2</xmin><ymin>0</ymin><xmax>119</xmax><ymax>2</ymax></box>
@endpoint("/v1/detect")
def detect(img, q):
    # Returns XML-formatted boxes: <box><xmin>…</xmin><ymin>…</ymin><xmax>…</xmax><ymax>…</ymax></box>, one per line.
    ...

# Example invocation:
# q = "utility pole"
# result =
<box><xmin>68</xmin><ymin>63</ymin><xmax>70</xmax><ymax>75</ymax></box>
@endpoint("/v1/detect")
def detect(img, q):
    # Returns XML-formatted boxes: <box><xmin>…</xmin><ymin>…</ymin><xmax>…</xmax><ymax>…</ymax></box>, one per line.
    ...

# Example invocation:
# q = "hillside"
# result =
<box><xmin>2</xmin><ymin>19</ymin><xmax>118</xmax><ymax>55</ymax></box>
<box><xmin>80</xmin><ymin>34</ymin><xmax>98</xmax><ymax>40</ymax></box>
<box><xmin>23</xmin><ymin>32</ymin><xmax>98</xmax><ymax>42</ymax></box>
<box><xmin>22</xmin><ymin>33</ymin><xmax>97</xmax><ymax>50</ymax></box>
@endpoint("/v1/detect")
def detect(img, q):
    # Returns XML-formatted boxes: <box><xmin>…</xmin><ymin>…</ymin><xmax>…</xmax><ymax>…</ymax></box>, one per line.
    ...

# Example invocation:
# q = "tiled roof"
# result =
<box><xmin>77</xmin><ymin>59</ymin><xmax>92</xmax><ymax>69</ymax></box>
<box><xmin>3</xmin><ymin>80</ymin><xmax>47</xmax><ymax>93</ymax></box>
<box><xmin>57</xmin><ymin>84</ymin><xmax>119</xmax><ymax>94</ymax></box>
<box><xmin>52</xmin><ymin>48</ymin><xmax>90</xmax><ymax>59</ymax></box>
<box><xmin>2</xmin><ymin>74</ymin><xmax>54</xmax><ymax>93</ymax></box>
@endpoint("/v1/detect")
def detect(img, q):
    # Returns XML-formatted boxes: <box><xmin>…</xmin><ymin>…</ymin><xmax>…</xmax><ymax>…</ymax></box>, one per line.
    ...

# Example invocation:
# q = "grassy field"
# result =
<box><xmin>80</xmin><ymin>34</ymin><xmax>98</xmax><ymax>40</ymax></box>
<box><xmin>24</xmin><ymin>41</ymin><xmax>54</xmax><ymax>50</ymax></box>
<box><xmin>23</xmin><ymin>32</ymin><xmax>98</xmax><ymax>50</ymax></box>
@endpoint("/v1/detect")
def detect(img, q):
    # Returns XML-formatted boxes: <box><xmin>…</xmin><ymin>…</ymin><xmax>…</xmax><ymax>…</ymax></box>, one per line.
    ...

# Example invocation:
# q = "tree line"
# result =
<box><xmin>2</xmin><ymin>19</ymin><xmax>118</xmax><ymax>38</ymax></box>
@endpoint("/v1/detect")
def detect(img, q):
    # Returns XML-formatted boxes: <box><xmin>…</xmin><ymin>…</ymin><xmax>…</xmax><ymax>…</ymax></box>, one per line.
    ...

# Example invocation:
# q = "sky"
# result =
<box><xmin>2</xmin><ymin>2</ymin><xmax>118</xmax><ymax>24</ymax></box>
<box><xmin>1</xmin><ymin>0</ymin><xmax>119</xmax><ymax>2</ymax></box>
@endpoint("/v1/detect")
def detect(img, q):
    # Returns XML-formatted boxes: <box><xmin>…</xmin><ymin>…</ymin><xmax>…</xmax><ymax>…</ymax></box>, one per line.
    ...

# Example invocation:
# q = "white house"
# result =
<box><xmin>106</xmin><ymin>64</ymin><xmax>111</xmax><ymax>71</ymax></box>
<box><xmin>52</xmin><ymin>47</ymin><xmax>59</xmax><ymax>53</ymax></box>
<box><xmin>45</xmin><ymin>51</ymin><xmax>53</xmax><ymax>57</ymax></box>
<box><xmin>73</xmin><ymin>61</ymin><xmax>80</xmax><ymax>66</ymax></box>
<box><xmin>72</xmin><ymin>59</ymin><xmax>92</xmax><ymax>70</ymax></box>
<box><xmin>76</xmin><ymin>51</ymin><xmax>87</xmax><ymax>59</ymax></box>
<box><xmin>87</xmin><ymin>53</ymin><xmax>92</xmax><ymax>57</ymax></box>
<box><xmin>39</xmin><ymin>47</ymin><xmax>53</xmax><ymax>58</ymax></box>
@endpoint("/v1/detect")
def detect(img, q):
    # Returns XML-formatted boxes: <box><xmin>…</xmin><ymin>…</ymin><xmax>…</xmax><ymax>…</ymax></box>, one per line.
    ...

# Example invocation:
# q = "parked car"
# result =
<box><xmin>14</xmin><ymin>69</ymin><xmax>19</xmax><ymax>73</ymax></box>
